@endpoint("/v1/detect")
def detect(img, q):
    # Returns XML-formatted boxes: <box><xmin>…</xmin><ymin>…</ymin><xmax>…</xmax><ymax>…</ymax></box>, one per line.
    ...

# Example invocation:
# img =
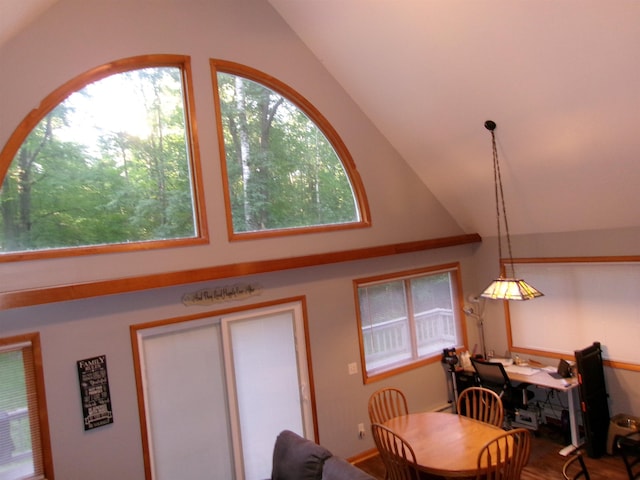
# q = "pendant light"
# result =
<box><xmin>480</xmin><ymin>120</ymin><xmax>543</xmax><ymax>301</ymax></box>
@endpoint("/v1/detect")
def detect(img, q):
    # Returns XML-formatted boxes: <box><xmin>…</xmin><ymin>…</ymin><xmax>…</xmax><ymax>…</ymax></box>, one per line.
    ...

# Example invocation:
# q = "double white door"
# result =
<box><xmin>134</xmin><ymin>300</ymin><xmax>314</xmax><ymax>479</ymax></box>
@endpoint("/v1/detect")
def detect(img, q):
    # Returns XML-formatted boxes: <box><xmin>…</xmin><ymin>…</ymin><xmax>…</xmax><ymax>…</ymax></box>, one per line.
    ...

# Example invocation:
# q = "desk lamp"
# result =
<box><xmin>463</xmin><ymin>295</ymin><xmax>487</xmax><ymax>359</ymax></box>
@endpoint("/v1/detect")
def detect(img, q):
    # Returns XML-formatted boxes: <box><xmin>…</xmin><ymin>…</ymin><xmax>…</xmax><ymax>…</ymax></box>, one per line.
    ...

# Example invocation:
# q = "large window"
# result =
<box><xmin>0</xmin><ymin>55</ymin><xmax>206</xmax><ymax>260</ymax></box>
<box><xmin>0</xmin><ymin>333</ymin><xmax>53</xmax><ymax>480</ymax></box>
<box><xmin>211</xmin><ymin>60</ymin><xmax>370</xmax><ymax>239</ymax></box>
<box><xmin>355</xmin><ymin>263</ymin><xmax>467</xmax><ymax>383</ymax></box>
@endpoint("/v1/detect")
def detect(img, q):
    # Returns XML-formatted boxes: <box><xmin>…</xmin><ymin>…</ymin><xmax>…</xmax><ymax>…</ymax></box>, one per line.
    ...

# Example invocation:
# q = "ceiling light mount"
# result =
<box><xmin>480</xmin><ymin>120</ymin><xmax>543</xmax><ymax>301</ymax></box>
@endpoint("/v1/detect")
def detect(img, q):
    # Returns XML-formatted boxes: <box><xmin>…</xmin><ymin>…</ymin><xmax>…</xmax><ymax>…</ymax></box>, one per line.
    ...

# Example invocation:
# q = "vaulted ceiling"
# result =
<box><xmin>2</xmin><ymin>1</ymin><xmax>639</xmax><ymax>238</ymax></box>
<box><xmin>268</xmin><ymin>1</ymin><xmax>640</xmax><ymax>238</ymax></box>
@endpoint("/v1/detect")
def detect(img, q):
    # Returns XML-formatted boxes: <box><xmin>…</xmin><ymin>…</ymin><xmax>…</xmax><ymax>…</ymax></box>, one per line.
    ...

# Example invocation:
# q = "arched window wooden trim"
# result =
<box><xmin>210</xmin><ymin>59</ymin><xmax>371</xmax><ymax>241</ymax></box>
<box><xmin>0</xmin><ymin>54</ymin><xmax>208</xmax><ymax>262</ymax></box>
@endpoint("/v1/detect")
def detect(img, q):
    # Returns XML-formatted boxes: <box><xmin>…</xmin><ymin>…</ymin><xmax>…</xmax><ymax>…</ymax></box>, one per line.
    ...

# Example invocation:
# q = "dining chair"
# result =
<box><xmin>476</xmin><ymin>427</ymin><xmax>531</xmax><ymax>480</ymax></box>
<box><xmin>371</xmin><ymin>423</ymin><xmax>422</xmax><ymax>480</ymax></box>
<box><xmin>457</xmin><ymin>386</ymin><xmax>505</xmax><ymax>428</ymax></box>
<box><xmin>368</xmin><ymin>387</ymin><xmax>409</xmax><ymax>425</ymax></box>
<box><xmin>562</xmin><ymin>450</ymin><xmax>590</xmax><ymax>480</ymax></box>
<box><xmin>617</xmin><ymin>431</ymin><xmax>640</xmax><ymax>479</ymax></box>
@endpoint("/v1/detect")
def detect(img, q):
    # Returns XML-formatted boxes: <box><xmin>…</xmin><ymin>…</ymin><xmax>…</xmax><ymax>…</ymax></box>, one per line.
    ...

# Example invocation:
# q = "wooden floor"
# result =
<box><xmin>355</xmin><ymin>424</ymin><xmax>631</xmax><ymax>480</ymax></box>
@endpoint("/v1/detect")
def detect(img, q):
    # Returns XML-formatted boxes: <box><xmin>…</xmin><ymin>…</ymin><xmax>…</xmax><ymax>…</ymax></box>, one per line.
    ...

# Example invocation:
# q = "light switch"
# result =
<box><xmin>348</xmin><ymin>362</ymin><xmax>358</xmax><ymax>375</ymax></box>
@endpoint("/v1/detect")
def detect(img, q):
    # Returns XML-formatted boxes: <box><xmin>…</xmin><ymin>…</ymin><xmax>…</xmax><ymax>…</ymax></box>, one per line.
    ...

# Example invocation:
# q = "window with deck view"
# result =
<box><xmin>355</xmin><ymin>264</ymin><xmax>466</xmax><ymax>382</ymax></box>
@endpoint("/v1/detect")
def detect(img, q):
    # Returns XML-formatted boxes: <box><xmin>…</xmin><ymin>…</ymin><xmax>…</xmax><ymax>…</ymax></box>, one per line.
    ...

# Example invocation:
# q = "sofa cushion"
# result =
<box><xmin>322</xmin><ymin>456</ymin><xmax>375</xmax><ymax>480</ymax></box>
<box><xmin>271</xmin><ymin>430</ymin><xmax>332</xmax><ymax>480</ymax></box>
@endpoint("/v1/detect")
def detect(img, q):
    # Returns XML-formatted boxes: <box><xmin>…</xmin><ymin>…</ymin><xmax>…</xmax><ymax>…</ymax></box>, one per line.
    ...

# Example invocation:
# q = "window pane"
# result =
<box><xmin>356</xmin><ymin>266</ymin><xmax>464</xmax><ymax>381</ymax></box>
<box><xmin>359</xmin><ymin>281</ymin><xmax>412</xmax><ymax>372</ymax></box>
<box><xmin>0</xmin><ymin>344</ymin><xmax>42</xmax><ymax>479</ymax></box>
<box><xmin>217</xmin><ymin>72</ymin><xmax>359</xmax><ymax>233</ymax></box>
<box><xmin>410</xmin><ymin>272</ymin><xmax>458</xmax><ymax>357</ymax></box>
<box><xmin>0</xmin><ymin>66</ymin><xmax>197</xmax><ymax>253</ymax></box>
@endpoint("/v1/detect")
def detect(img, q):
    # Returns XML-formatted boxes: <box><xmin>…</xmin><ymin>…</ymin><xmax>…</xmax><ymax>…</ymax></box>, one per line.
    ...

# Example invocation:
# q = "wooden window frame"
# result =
<box><xmin>210</xmin><ymin>59</ymin><xmax>371</xmax><ymax>241</ymax></box>
<box><xmin>0</xmin><ymin>54</ymin><xmax>208</xmax><ymax>263</ymax></box>
<box><xmin>354</xmin><ymin>262</ymin><xmax>468</xmax><ymax>384</ymax></box>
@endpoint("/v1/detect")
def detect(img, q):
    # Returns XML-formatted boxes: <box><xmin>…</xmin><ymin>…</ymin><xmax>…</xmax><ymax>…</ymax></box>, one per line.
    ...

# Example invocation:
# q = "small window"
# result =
<box><xmin>0</xmin><ymin>333</ymin><xmax>53</xmax><ymax>480</ymax></box>
<box><xmin>355</xmin><ymin>263</ymin><xmax>467</xmax><ymax>383</ymax></box>
<box><xmin>211</xmin><ymin>60</ymin><xmax>370</xmax><ymax>239</ymax></box>
<box><xmin>0</xmin><ymin>55</ymin><xmax>206</xmax><ymax>260</ymax></box>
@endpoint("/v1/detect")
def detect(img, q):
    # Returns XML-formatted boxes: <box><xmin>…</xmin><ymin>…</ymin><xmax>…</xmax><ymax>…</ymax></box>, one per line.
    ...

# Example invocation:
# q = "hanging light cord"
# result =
<box><xmin>488</xmin><ymin>122</ymin><xmax>515</xmax><ymax>278</ymax></box>
<box><xmin>481</xmin><ymin>120</ymin><xmax>542</xmax><ymax>300</ymax></box>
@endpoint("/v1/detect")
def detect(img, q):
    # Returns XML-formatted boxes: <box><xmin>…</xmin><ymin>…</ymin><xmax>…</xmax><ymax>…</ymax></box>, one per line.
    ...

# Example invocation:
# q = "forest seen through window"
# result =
<box><xmin>216</xmin><ymin>71</ymin><xmax>360</xmax><ymax>234</ymax></box>
<box><xmin>0</xmin><ymin>66</ymin><xmax>197</xmax><ymax>254</ymax></box>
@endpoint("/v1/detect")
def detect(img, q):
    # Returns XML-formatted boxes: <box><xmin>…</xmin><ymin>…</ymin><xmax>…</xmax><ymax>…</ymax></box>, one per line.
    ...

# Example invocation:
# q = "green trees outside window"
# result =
<box><xmin>216</xmin><ymin>69</ymin><xmax>362</xmax><ymax>235</ymax></box>
<box><xmin>0</xmin><ymin>61</ymin><xmax>198</xmax><ymax>255</ymax></box>
<box><xmin>0</xmin><ymin>56</ymin><xmax>370</xmax><ymax>260</ymax></box>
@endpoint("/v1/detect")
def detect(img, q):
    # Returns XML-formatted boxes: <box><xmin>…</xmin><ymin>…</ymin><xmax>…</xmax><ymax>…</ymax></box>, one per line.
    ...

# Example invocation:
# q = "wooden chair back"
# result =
<box><xmin>562</xmin><ymin>450</ymin><xmax>590</xmax><ymax>480</ymax></box>
<box><xmin>476</xmin><ymin>427</ymin><xmax>531</xmax><ymax>480</ymax></box>
<box><xmin>368</xmin><ymin>387</ymin><xmax>408</xmax><ymax>425</ymax></box>
<box><xmin>371</xmin><ymin>423</ymin><xmax>422</xmax><ymax>480</ymax></box>
<box><xmin>457</xmin><ymin>386</ymin><xmax>504</xmax><ymax>427</ymax></box>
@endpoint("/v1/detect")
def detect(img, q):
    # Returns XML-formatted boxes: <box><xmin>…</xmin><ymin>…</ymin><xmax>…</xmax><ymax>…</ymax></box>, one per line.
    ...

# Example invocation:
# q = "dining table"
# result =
<box><xmin>382</xmin><ymin>411</ymin><xmax>508</xmax><ymax>479</ymax></box>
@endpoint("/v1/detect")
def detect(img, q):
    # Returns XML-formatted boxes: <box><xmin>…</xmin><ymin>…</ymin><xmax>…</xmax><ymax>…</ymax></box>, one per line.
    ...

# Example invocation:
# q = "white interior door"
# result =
<box><xmin>136</xmin><ymin>318</ymin><xmax>233</xmax><ymax>480</ymax></box>
<box><xmin>221</xmin><ymin>300</ymin><xmax>315</xmax><ymax>480</ymax></box>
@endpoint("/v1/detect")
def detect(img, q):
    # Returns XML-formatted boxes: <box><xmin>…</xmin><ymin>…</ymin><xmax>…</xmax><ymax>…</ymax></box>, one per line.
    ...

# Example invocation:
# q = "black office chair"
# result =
<box><xmin>617</xmin><ymin>431</ymin><xmax>640</xmax><ymax>479</ymax></box>
<box><xmin>470</xmin><ymin>358</ymin><xmax>533</xmax><ymax>423</ymax></box>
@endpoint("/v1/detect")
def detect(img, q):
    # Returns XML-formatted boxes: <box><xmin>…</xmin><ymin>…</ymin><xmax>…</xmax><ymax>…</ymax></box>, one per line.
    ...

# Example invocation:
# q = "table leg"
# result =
<box><xmin>559</xmin><ymin>387</ymin><xmax>581</xmax><ymax>456</ymax></box>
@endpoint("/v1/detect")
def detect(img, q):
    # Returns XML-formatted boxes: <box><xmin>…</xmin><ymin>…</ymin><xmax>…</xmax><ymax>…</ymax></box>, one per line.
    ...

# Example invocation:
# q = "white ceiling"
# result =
<box><xmin>268</xmin><ymin>0</ymin><xmax>640</xmax><ymax>237</ymax></box>
<box><xmin>2</xmin><ymin>1</ymin><xmax>639</xmax><ymax>238</ymax></box>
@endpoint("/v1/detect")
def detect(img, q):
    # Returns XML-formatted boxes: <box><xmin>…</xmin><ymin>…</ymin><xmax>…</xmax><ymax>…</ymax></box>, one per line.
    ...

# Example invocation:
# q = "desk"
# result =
<box><xmin>464</xmin><ymin>363</ymin><xmax>581</xmax><ymax>451</ymax></box>
<box><xmin>504</xmin><ymin>365</ymin><xmax>580</xmax><ymax>451</ymax></box>
<box><xmin>383</xmin><ymin>411</ymin><xmax>506</xmax><ymax>478</ymax></box>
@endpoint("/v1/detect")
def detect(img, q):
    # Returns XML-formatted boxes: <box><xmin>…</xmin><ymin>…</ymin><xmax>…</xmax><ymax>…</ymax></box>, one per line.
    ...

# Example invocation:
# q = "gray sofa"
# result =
<box><xmin>268</xmin><ymin>430</ymin><xmax>375</xmax><ymax>480</ymax></box>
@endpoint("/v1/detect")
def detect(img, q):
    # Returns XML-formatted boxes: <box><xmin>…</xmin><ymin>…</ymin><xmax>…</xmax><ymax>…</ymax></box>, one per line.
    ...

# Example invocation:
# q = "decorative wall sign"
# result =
<box><xmin>182</xmin><ymin>282</ymin><xmax>262</xmax><ymax>306</ymax></box>
<box><xmin>77</xmin><ymin>355</ymin><xmax>113</xmax><ymax>430</ymax></box>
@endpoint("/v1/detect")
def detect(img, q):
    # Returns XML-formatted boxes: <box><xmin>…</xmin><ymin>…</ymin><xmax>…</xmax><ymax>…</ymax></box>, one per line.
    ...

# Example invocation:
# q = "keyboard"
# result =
<box><xmin>504</xmin><ymin>365</ymin><xmax>538</xmax><ymax>376</ymax></box>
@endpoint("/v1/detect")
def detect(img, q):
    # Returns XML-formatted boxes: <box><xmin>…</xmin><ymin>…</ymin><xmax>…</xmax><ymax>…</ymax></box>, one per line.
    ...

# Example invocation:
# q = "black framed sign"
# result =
<box><xmin>77</xmin><ymin>355</ymin><xmax>114</xmax><ymax>430</ymax></box>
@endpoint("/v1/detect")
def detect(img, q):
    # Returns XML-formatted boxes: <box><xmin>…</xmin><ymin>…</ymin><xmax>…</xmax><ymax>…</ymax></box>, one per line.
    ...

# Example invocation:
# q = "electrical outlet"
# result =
<box><xmin>348</xmin><ymin>362</ymin><xmax>358</xmax><ymax>375</ymax></box>
<box><xmin>358</xmin><ymin>423</ymin><xmax>365</xmax><ymax>439</ymax></box>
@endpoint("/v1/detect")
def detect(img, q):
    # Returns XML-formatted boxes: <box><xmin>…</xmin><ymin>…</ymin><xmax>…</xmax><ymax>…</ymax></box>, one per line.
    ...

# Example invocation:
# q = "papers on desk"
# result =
<box><xmin>504</xmin><ymin>365</ymin><xmax>538</xmax><ymax>376</ymax></box>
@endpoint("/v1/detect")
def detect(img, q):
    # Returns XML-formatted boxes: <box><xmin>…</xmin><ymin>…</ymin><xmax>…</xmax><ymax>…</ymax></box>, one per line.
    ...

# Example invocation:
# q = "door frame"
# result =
<box><xmin>130</xmin><ymin>296</ymin><xmax>318</xmax><ymax>480</ymax></box>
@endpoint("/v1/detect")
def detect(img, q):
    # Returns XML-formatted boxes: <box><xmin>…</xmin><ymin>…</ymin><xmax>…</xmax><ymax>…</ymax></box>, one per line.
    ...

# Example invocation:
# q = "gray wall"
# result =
<box><xmin>0</xmin><ymin>1</ymin><xmax>471</xmax><ymax>478</ymax></box>
<box><xmin>0</xmin><ymin>0</ymin><xmax>463</xmax><ymax>292</ymax></box>
<box><xmin>1</xmin><ymin>246</ymin><xmax>477</xmax><ymax>479</ymax></box>
<box><xmin>1</xmin><ymin>1</ymin><xmax>639</xmax><ymax>479</ymax></box>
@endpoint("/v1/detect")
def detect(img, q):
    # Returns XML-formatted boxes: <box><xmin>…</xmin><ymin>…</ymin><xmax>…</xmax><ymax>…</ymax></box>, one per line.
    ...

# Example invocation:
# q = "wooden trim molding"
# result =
<box><xmin>0</xmin><ymin>233</ymin><xmax>480</xmax><ymax>310</ymax></box>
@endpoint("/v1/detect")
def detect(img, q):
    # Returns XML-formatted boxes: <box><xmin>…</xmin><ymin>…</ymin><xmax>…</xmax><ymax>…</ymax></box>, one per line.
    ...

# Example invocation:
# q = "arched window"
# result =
<box><xmin>0</xmin><ymin>55</ymin><xmax>207</xmax><ymax>260</ymax></box>
<box><xmin>211</xmin><ymin>60</ymin><xmax>370</xmax><ymax>239</ymax></box>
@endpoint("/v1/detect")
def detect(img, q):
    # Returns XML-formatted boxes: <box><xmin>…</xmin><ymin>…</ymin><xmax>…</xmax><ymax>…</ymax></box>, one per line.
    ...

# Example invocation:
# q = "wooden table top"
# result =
<box><xmin>383</xmin><ymin>411</ymin><xmax>506</xmax><ymax>478</ymax></box>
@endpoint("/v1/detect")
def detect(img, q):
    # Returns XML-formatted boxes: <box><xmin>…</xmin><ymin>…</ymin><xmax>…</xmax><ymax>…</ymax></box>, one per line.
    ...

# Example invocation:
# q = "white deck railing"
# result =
<box><xmin>362</xmin><ymin>308</ymin><xmax>457</xmax><ymax>369</ymax></box>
